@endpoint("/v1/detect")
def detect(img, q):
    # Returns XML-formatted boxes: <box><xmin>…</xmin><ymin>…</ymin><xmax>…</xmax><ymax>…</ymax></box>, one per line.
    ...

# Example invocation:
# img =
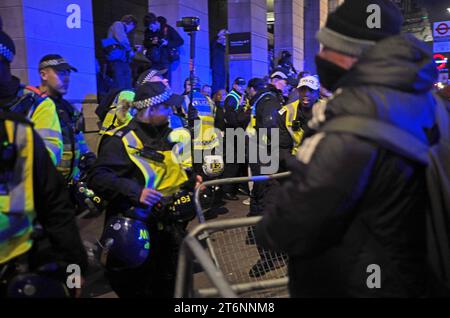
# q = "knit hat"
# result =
<box><xmin>0</xmin><ymin>30</ymin><xmax>15</xmax><ymax>63</ymax></box>
<box><xmin>317</xmin><ymin>0</ymin><xmax>403</xmax><ymax>57</ymax></box>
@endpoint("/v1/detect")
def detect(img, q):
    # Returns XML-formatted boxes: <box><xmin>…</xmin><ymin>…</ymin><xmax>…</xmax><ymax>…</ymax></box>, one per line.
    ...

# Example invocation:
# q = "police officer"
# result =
<box><xmin>221</xmin><ymin>77</ymin><xmax>251</xmax><ymax>200</ymax></box>
<box><xmin>0</xmin><ymin>31</ymin><xmax>63</xmax><ymax>166</ymax></box>
<box><xmin>37</xmin><ymin>54</ymin><xmax>94</xmax><ymax>182</ymax></box>
<box><xmin>277</xmin><ymin>75</ymin><xmax>322</xmax><ymax>163</ymax></box>
<box><xmin>88</xmin><ymin>81</ymin><xmax>198</xmax><ymax>298</ymax></box>
<box><xmin>245</xmin><ymin>75</ymin><xmax>286</xmax><ymax>278</ymax></box>
<box><xmin>99</xmin><ymin>68</ymin><xmax>182</xmax><ymax>135</ymax></box>
<box><xmin>0</xmin><ymin>111</ymin><xmax>87</xmax><ymax>298</ymax></box>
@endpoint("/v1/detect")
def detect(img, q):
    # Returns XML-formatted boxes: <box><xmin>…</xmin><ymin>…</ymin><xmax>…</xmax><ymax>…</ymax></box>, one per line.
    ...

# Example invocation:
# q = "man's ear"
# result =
<box><xmin>39</xmin><ymin>69</ymin><xmax>48</xmax><ymax>81</ymax></box>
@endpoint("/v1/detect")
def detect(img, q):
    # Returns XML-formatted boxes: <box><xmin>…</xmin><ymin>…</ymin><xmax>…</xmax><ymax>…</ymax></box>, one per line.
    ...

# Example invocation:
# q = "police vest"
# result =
<box><xmin>10</xmin><ymin>86</ymin><xmax>63</xmax><ymax>166</ymax></box>
<box><xmin>100</xmin><ymin>90</ymin><xmax>136</xmax><ymax>135</ymax></box>
<box><xmin>226</xmin><ymin>90</ymin><xmax>250</xmax><ymax>111</ymax></box>
<box><xmin>281</xmin><ymin>100</ymin><xmax>304</xmax><ymax>155</ymax></box>
<box><xmin>55</xmin><ymin>100</ymin><xmax>89</xmax><ymax>181</ymax></box>
<box><xmin>191</xmin><ymin>92</ymin><xmax>219</xmax><ymax>151</ymax></box>
<box><xmin>245</xmin><ymin>92</ymin><xmax>276</xmax><ymax>136</ymax></box>
<box><xmin>104</xmin><ymin>126</ymin><xmax>189</xmax><ymax>197</ymax></box>
<box><xmin>0</xmin><ymin>114</ymin><xmax>35</xmax><ymax>265</ymax></box>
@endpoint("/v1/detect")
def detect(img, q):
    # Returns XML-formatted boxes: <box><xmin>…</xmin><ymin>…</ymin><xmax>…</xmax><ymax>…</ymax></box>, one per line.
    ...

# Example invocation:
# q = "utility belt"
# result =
<box><xmin>125</xmin><ymin>189</ymin><xmax>196</xmax><ymax>227</ymax></box>
<box><xmin>68</xmin><ymin>180</ymin><xmax>104</xmax><ymax>219</ymax></box>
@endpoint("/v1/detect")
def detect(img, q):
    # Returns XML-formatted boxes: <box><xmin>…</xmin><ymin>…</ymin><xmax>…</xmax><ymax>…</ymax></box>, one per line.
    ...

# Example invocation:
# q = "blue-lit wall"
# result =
<box><xmin>22</xmin><ymin>0</ymin><xmax>97</xmax><ymax>102</ymax></box>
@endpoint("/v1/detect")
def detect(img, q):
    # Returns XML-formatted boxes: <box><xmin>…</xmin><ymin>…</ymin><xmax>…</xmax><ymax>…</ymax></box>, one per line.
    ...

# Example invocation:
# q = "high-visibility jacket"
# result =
<box><xmin>281</xmin><ymin>100</ymin><xmax>304</xmax><ymax>155</ymax></box>
<box><xmin>54</xmin><ymin>99</ymin><xmax>90</xmax><ymax>181</ymax></box>
<box><xmin>99</xmin><ymin>90</ymin><xmax>136</xmax><ymax>135</ymax></box>
<box><xmin>103</xmin><ymin>125</ymin><xmax>189</xmax><ymax>197</ymax></box>
<box><xmin>13</xmin><ymin>86</ymin><xmax>63</xmax><ymax>166</ymax></box>
<box><xmin>191</xmin><ymin>91</ymin><xmax>219</xmax><ymax>151</ymax></box>
<box><xmin>0</xmin><ymin>114</ymin><xmax>35</xmax><ymax>264</ymax></box>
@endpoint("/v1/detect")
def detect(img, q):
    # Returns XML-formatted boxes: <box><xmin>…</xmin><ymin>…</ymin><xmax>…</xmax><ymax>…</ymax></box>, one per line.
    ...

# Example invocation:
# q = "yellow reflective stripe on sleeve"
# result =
<box><xmin>30</xmin><ymin>98</ymin><xmax>63</xmax><ymax>165</ymax></box>
<box><xmin>123</xmin><ymin>131</ymin><xmax>156</xmax><ymax>189</ymax></box>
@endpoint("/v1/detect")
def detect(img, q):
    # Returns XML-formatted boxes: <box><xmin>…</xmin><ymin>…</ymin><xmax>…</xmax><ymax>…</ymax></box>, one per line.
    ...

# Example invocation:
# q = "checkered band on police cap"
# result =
<box><xmin>132</xmin><ymin>87</ymin><xmax>173</xmax><ymax>110</ymax></box>
<box><xmin>0</xmin><ymin>31</ymin><xmax>16</xmax><ymax>63</ymax></box>
<box><xmin>39</xmin><ymin>58</ymin><xmax>68</xmax><ymax>70</ymax></box>
<box><xmin>0</xmin><ymin>44</ymin><xmax>14</xmax><ymax>63</ymax></box>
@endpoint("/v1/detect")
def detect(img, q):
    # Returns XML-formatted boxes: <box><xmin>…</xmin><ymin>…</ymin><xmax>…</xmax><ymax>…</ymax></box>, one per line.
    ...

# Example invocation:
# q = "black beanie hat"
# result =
<box><xmin>0</xmin><ymin>30</ymin><xmax>15</xmax><ymax>63</ymax></box>
<box><xmin>317</xmin><ymin>0</ymin><xmax>403</xmax><ymax>57</ymax></box>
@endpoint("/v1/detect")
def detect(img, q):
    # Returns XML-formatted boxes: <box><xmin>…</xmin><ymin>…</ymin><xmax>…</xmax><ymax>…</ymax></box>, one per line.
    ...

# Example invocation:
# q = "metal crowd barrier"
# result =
<box><xmin>175</xmin><ymin>172</ymin><xmax>292</xmax><ymax>298</ymax></box>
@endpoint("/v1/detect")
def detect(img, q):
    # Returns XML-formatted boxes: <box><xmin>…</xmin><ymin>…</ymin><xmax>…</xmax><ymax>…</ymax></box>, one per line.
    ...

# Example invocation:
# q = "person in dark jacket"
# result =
<box><xmin>143</xmin><ymin>13</ymin><xmax>184</xmax><ymax>83</ymax></box>
<box><xmin>221</xmin><ymin>77</ymin><xmax>250</xmax><ymax>200</ymax></box>
<box><xmin>245</xmin><ymin>76</ymin><xmax>285</xmax><ymax>277</ymax></box>
<box><xmin>211</xmin><ymin>29</ymin><xmax>228</xmax><ymax>94</ymax></box>
<box><xmin>277</xmin><ymin>50</ymin><xmax>297</xmax><ymax>77</ymax></box>
<box><xmin>0</xmin><ymin>113</ymin><xmax>87</xmax><ymax>298</ymax></box>
<box><xmin>88</xmin><ymin>82</ymin><xmax>198</xmax><ymax>298</ymax></box>
<box><xmin>256</xmin><ymin>0</ymin><xmax>447</xmax><ymax>297</ymax></box>
<box><xmin>0</xmin><ymin>29</ymin><xmax>86</xmax><ymax>298</ymax></box>
<box><xmin>213</xmin><ymin>88</ymin><xmax>227</xmax><ymax>133</ymax></box>
<box><xmin>106</xmin><ymin>15</ymin><xmax>139</xmax><ymax>90</ymax></box>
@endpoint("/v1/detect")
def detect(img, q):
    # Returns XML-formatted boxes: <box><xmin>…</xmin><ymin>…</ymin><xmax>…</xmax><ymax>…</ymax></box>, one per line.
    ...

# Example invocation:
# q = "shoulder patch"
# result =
<box><xmin>278</xmin><ymin>108</ymin><xmax>287</xmax><ymax>115</ymax></box>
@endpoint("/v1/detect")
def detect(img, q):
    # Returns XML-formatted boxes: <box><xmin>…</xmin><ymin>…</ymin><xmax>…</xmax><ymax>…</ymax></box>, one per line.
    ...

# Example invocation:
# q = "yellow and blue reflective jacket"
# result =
<box><xmin>13</xmin><ymin>86</ymin><xmax>63</xmax><ymax>166</ymax></box>
<box><xmin>0</xmin><ymin>115</ymin><xmax>35</xmax><ymax>265</ymax></box>
<box><xmin>99</xmin><ymin>90</ymin><xmax>136</xmax><ymax>135</ymax></box>
<box><xmin>103</xmin><ymin>123</ymin><xmax>189</xmax><ymax>197</ymax></box>
<box><xmin>280</xmin><ymin>100</ymin><xmax>304</xmax><ymax>155</ymax></box>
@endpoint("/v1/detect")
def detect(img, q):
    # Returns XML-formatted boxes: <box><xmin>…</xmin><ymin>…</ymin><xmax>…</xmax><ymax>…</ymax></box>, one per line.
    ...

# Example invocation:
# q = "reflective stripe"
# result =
<box><xmin>45</xmin><ymin>142</ymin><xmax>63</xmax><ymax>166</ymax></box>
<box><xmin>0</xmin><ymin>119</ymin><xmax>35</xmax><ymax>264</ymax></box>
<box><xmin>226</xmin><ymin>92</ymin><xmax>241</xmax><ymax>110</ymax></box>
<box><xmin>284</xmin><ymin>101</ymin><xmax>304</xmax><ymax>154</ymax></box>
<box><xmin>36</xmin><ymin>128</ymin><xmax>63</xmax><ymax>140</ymax></box>
<box><xmin>123</xmin><ymin>131</ymin><xmax>156</xmax><ymax>189</ymax></box>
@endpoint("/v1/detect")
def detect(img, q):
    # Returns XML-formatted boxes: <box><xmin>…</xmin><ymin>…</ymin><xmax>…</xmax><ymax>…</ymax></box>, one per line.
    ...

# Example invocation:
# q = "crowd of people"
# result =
<box><xmin>0</xmin><ymin>0</ymin><xmax>449</xmax><ymax>299</ymax></box>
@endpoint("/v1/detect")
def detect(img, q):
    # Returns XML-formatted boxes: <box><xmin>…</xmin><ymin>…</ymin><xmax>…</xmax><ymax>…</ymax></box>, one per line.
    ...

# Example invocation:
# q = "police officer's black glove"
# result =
<box><xmin>79</xmin><ymin>152</ymin><xmax>97</xmax><ymax>175</ymax></box>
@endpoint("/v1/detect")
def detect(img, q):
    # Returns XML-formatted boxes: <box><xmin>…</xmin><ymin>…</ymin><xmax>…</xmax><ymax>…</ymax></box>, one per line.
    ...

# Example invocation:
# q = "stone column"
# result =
<box><xmin>227</xmin><ymin>0</ymin><xmax>268</xmax><ymax>85</ymax></box>
<box><xmin>0</xmin><ymin>0</ymin><xmax>97</xmax><ymax>102</ymax></box>
<box><xmin>303</xmin><ymin>0</ymin><xmax>331</xmax><ymax>74</ymax></box>
<box><xmin>274</xmin><ymin>0</ymin><xmax>304</xmax><ymax>74</ymax></box>
<box><xmin>149</xmin><ymin>0</ymin><xmax>210</xmax><ymax>93</ymax></box>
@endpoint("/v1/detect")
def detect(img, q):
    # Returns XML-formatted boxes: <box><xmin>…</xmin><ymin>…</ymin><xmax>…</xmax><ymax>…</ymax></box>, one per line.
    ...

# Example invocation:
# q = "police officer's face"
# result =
<box><xmin>41</xmin><ymin>68</ymin><xmax>70</xmax><ymax>96</ymax></box>
<box><xmin>126</xmin><ymin>23</ymin><xmax>136</xmax><ymax>34</ymax></box>
<box><xmin>140</xmin><ymin>103</ymin><xmax>172</xmax><ymax>126</ymax></box>
<box><xmin>298</xmin><ymin>86</ymin><xmax>319</xmax><ymax>107</ymax></box>
<box><xmin>272</xmin><ymin>78</ymin><xmax>287</xmax><ymax>92</ymax></box>
<box><xmin>202</xmin><ymin>86</ymin><xmax>212</xmax><ymax>97</ymax></box>
<box><xmin>150</xmin><ymin>22</ymin><xmax>160</xmax><ymax>32</ymax></box>
<box><xmin>234</xmin><ymin>84</ymin><xmax>245</xmax><ymax>95</ymax></box>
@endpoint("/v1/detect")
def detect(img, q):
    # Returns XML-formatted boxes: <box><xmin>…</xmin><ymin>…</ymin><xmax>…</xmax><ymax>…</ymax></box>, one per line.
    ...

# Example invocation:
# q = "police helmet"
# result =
<box><xmin>99</xmin><ymin>216</ymin><xmax>151</xmax><ymax>271</ymax></box>
<box><xmin>7</xmin><ymin>273</ymin><xmax>69</xmax><ymax>298</ymax></box>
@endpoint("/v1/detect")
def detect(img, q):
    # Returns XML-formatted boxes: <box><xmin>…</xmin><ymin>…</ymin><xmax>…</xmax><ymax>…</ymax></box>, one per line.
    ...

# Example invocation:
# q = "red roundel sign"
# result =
<box><xmin>434</xmin><ymin>54</ymin><xmax>448</xmax><ymax>70</ymax></box>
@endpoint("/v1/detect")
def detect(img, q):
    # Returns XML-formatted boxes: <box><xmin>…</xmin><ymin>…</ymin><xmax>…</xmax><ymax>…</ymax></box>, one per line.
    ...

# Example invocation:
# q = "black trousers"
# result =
<box><xmin>222</xmin><ymin>135</ymin><xmax>248</xmax><ymax>194</ymax></box>
<box><xmin>106</xmin><ymin>222</ymin><xmax>185</xmax><ymax>298</ymax></box>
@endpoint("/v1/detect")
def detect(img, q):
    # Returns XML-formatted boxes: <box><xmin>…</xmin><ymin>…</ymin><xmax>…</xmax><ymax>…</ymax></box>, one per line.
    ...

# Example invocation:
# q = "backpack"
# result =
<box><xmin>320</xmin><ymin>95</ymin><xmax>450</xmax><ymax>291</ymax></box>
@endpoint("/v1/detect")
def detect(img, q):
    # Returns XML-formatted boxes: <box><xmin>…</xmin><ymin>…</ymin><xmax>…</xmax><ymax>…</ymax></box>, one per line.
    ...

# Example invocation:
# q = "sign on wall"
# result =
<box><xmin>229</xmin><ymin>32</ymin><xmax>251</xmax><ymax>60</ymax></box>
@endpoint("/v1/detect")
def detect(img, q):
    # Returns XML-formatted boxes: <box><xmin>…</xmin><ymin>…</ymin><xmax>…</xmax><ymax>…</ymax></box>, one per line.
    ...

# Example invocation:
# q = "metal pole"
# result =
<box><xmin>188</xmin><ymin>31</ymin><xmax>197</xmax><ymax>128</ymax></box>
